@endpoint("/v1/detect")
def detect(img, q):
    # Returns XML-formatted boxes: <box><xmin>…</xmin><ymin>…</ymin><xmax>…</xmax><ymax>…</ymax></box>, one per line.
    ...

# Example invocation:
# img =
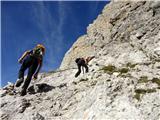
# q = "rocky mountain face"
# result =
<box><xmin>1</xmin><ymin>1</ymin><xmax>160</xmax><ymax>120</ymax></box>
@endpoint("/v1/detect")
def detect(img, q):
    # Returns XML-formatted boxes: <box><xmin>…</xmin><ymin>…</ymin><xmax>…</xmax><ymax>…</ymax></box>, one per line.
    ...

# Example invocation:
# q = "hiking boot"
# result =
<box><xmin>20</xmin><ymin>89</ymin><xmax>27</xmax><ymax>96</ymax></box>
<box><xmin>15</xmin><ymin>78</ymin><xmax>24</xmax><ymax>87</ymax></box>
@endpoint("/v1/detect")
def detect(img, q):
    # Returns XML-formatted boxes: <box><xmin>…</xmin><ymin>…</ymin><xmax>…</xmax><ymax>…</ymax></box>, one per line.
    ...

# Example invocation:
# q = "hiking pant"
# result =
<box><xmin>75</xmin><ymin>59</ymin><xmax>88</xmax><ymax>77</ymax></box>
<box><xmin>18</xmin><ymin>56</ymin><xmax>39</xmax><ymax>90</ymax></box>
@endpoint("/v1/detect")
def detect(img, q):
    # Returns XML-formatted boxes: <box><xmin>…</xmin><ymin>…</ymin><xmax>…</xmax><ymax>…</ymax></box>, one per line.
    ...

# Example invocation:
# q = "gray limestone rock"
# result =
<box><xmin>1</xmin><ymin>1</ymin><xmax>160</xmax><ymax>120</ymax></box>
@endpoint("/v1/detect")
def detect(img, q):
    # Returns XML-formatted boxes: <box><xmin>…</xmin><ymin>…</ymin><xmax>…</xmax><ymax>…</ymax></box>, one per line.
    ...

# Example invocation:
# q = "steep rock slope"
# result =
<box><xmin>1</xmin><ymin>1</ymin><xmax>160</xmax><ymax>120</ymax></box>
<box><xmin>60</xmin><ymin>1</ymin><xmax>160</xmax><ymax>69</ymax></box>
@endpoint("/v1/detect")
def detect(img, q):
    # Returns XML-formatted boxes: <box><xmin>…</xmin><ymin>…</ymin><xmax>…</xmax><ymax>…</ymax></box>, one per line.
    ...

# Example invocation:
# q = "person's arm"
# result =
<box><xmin>85</xmin><ymin>56</ymin><xmax>95</xmax><ymax>64</ymax></box>
<box><xmin>18</xmin><ymin>50</ymin><xmax>31</xmax><ymax>63</ymax></box>
<box><xmin>33</xmin><ymin>59</ymin><xmax>43</xmax><ymax>79</ymax></box>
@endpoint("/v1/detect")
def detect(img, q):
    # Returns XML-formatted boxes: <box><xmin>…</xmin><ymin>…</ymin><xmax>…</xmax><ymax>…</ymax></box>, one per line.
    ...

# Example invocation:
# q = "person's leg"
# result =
<box><xmin>18</xmin><ymin>64</ymin><xmax>26</xmax><ymax>80</ymax></box>
<box><xmin>83</xmin><ymin>64</ymin><xmax>88</xmax><ymax>73</ymax></box>
<box><xmin>16</xmin><ymin>57</ymin><xmax>31</xmax><ymax>87</ymax></box>
<box><xmin>82</xmin><ymin>66</ymin><xmax>85</xmax><ymax>74</ymax></box>
<box><xmin>21</xmin><ymin>59</ymin><xmax>38</xmax><ymax>96</ymax></box>
<box><xmin>75</xmin><ymin>64</ymin><xmax>81</xmax><ymax>78</ymax></box>
<box><xmin>81</xmin><ymin>59</ymin><xmax>88</xmax><ymax>73</ymax></box>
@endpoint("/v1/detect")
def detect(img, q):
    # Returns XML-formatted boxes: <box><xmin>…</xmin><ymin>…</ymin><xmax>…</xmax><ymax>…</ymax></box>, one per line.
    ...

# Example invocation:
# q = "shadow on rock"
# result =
<box><xmin>28</xmin><ymin>83</ymin><xmax>55</xmax><ymax>94</ymax></box>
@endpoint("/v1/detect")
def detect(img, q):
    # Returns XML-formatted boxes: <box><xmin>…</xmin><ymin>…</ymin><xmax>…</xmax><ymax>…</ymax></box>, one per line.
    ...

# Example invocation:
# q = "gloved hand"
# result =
<box><xmin>18</xmin><ymin>58</ymin><xmax>23</xmax><ymax>64</ymax></box>
<box><xmin>33</xmin><ymin>74</ymin><xmax>38</xmax><ymax>80</ymax></box>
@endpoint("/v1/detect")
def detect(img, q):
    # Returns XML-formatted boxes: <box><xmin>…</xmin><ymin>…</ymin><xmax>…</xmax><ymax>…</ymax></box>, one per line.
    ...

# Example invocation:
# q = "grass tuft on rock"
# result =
<box><xmin>146</xmin><ymin>89</ymin><xmax>157</xmax><ymax>93</ymax></box>
<box><xmin>126</xmin><ymin>62</ymin><xmax>137</xmax><ymax>68</ymax></box>
<box><xmin>101</xmin><ymin>65</ymin><xmax>117</xmax><ymax>75</ymax></box>
<box><xmin>101</xmin><ymin>65</ymin><xmax>130</xmax><ymax>75</ymax></box>
<box><xmin>118</xmin><ymin>68</ymin><xmax>129</xmax><ymax>74</ymax></box>
<box><xmin>134</xmin><ymin>93</ymin><xmax>141</xmax><ymax>101</ymax></box>
<box><xmin>138</xmin><ymin>76</ymin><xmax>148</xmax><ymax>83</ymax></box>
<box><xmin>135</xmin><ymin>89</ymin><xmax>146</xmax><ymax>94</ymax></box>
<box><xmin>152</xmin><ymin>78</ymin><xmax>160</xmax><ymax>86</ymax></box>
<box><xmin>134</xmin><ymin>88</ymin><xmax>156</xmax><ymax>101</ymax></box>
<box><xmin>135</xmin><ymin>88</ymin><xmax>156</xmax><ymax>94</ymax></box>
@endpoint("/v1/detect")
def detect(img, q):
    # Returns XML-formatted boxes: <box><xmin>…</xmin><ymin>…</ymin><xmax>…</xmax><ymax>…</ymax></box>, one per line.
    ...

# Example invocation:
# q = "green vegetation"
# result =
<box><xmin>138</xmin><ymin>76</ymin><xmax>148</xmax><ymax>83</ymax></box>
<box><xmin>134</xmin><ymin>93</ymin><xmax>141</xmax><ymax>101</ymax></box>
<box><xmin>101</xmin><ymin>65</ymin><xmax>117</xmax><ymax>75</ymax></box>
<box><xmin>135</xmin><ymin>89</ymin><xmax>147</xmax><ymax>94</ymax></box>
<box><xmin>137</xmin><ymin>77</ymin><xmax>160</xmax><ymax>91</ymax></box>
<box><xmin>118</xmin><ymin>68</ymin><xmax>129</xmax><ymax>74</ymax></box>
<box><xmin>152</xmin><ymin>78</ymin><xmax>160</xmax><ymax>86</ymax></box>
<box><xmin>147</xmin><ymin>89</ymin><xmax>157</xmax><ymax>93</ymax></box>
<box><xmin>101</xmin><ymin>65</ymin><xmax>130</xmax><ymax>75</ymax></box>
<box><xmin>134</xmin><ymin>88</ymin><xmax>157</xmax><ymax>101</ymax></box>
<box><xmin>137</xmin><ymin>76</ymin><xmax>160</xmax><ymax>86</ymax></box>
<box><xmin>126</xmin><ymin>62</ymin><xmax>137</xmax><ymax>68</ymax></box>
<box><xmin>135</xmin><ymin>89</ymin><xmax>156</xmax><ymax>94</ymax></box>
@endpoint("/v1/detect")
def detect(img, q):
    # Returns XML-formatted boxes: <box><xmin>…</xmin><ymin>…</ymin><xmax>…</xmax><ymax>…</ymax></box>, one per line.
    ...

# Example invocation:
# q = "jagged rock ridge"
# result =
<box><xmin>1</xmin><ymin>1</ymin><xmax>160</xmax><ymax>120</ymax></box>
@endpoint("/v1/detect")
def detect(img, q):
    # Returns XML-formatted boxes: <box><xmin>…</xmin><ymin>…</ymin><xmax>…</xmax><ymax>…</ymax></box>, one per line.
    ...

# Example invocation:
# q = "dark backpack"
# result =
<box><xmin>32</xmin><ymin>47</ymin><xmax>43</xmax><ymax>59</ymax></box>
<box><xmin>75</xmin><ymin>58</ymin><xmax>81</xmax><ymax>63</ymax></box>
<box><xmin>75</xmin><ymin>58</ymin><xmax>85</xmax><ymax>64</ymax></box>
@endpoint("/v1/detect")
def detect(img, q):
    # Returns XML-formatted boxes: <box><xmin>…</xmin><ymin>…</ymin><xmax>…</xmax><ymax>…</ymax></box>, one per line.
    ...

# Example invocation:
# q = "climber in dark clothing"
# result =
<box><xmin>75</xmin><ymin>58</ymin><xmax>89</xmax><ymax>78</ymax></box>
<box><xmin>15</xmin><ymin>44</ymin><xmax>45</xmax><ymax>96</ymax></box>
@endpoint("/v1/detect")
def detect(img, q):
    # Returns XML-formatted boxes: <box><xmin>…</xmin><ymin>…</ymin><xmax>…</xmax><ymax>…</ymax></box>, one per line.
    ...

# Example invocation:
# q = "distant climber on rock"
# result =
<box><xmin>75</xmin><ymin>56</ymin><xmax>95</xmax><ymax>78</ymax></box>
<box><xmin>15</xmin><ymin>44</ymin><xmax>45</xmax><ymax>96</ymax></box>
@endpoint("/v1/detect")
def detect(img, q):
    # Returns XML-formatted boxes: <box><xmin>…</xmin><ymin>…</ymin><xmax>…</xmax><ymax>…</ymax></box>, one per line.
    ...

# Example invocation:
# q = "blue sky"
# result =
<box><xmin>1</xmin><ymin>1</ymin><xmax>109</xmax><ymax>87</ymax></box>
